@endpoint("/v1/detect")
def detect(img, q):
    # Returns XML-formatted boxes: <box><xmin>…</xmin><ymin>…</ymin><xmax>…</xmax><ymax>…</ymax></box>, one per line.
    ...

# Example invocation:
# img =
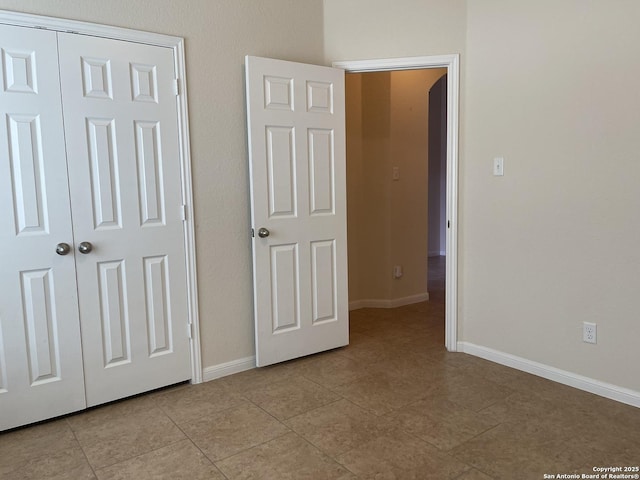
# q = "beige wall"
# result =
<box><xmin>463</xmin><ymin>1</ymin><xmax>640</xmax><ymax>391</ymax></box>
<box><xmin>323</xmin><ymin>0</ymin><xmax>467</xmax><ymax>62</ymax></box>
<box><xmin>346</xmin><ymin>69</ymin><xmax>446</xmax><ymax>304</ymax></box>
<box><xmin>346</xmin><ymin>72</ymin><xmax>389</xmax><ymax>301</ymax></box>
<box><xmin>0</xmin><ymin>0</ymin><xmax>325</xmax><ymax>368</ymax></box>
<box><xmin>390</xmin><ymin>69</ymin><xmax>446</xmax><ymax>300</ymax></box>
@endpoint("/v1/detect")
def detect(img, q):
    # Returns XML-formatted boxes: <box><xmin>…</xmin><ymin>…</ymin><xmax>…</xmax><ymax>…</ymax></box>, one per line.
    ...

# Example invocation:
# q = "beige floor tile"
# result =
<box><xmin>450</xmin><ymin>420</ymin><xmax>588</xmax><ymax>480</ymax></box>
<box><xmin>348</xmin><ymin>319</ymin><xmax>378</xmax><ymax>335</ymax></box>
<box><xmin>425</xmin><ymin>372</ymin><xmax>515</xmax><ymax>412</ymax></box>
<box><xmin>505</xmin><ymin>371</ymin><xmax>589</xmax><ymax>407</ymax></box>
<box><xmin>365</xmin><ymin>351</ymin><xmax>452</xmax><ymax>389</ymax></box>
<box><xmin>340</xmin><ymin>335</ymin><xmax>409</xmax><ymax>365</ymax></box>
<box><xmin>454</xmin><ymin>468</ymin><xmax>494</xmax><ymax>480</ymax></box>
<box><xmin>289</xmin><ymin>351</ymin><xmax>372</xmax><ymax>389</ymax></box>
<box><xmin>387</xmin><ymin>396</ymin><xmax>499</xmax><ymax>451</ymax></box>
<box><xmin>285</xmin><ymin>398</ymin><xmax>396</xmax><ymax>457</ymax></box>
<box><xmin>95</xmin><ymin>439</ymin><xmax>224</xmax><ymax>480</ymax></box>
<box><xmin>216</xmin><ymin>432</ymin><xmax>356</xmax><ymax>480</ymax></box>
<box><xmin>65</xmin><ymin>395</ymin><xmax>159</xmax><ymax>432</ymax></box>
<box><xmin>423</xmin><ymin>349</ymin><xmax>493</xmax><ymax>370</ymax></box>
<box><xmin>220</xmin><ymin>363</ymin><xmax>298</xmax><ymax>394</ymax></box>
<box><xmin>153</xmin><ymin>380</ymin><xmax>247</xmax><ymax>425</ymax></box>
<box><xmin>331</xmin><ymin>371</ymin><xmax>428</xmax><ymax>416</ymax></box>
<box><xmin>0</xmin><ymin>445</ymin><xmax>95</xmax><ymax>480</ymax></box>
<box><xmin>0</xmin><ymin>419</ymin><xmax>79</xmax><ymax>470</ymax></box>
<box><xmin>483</xmin><ymin>384</ymin><xmax>640</xmax><ymax>466</ymax></box>
<box><xmin>336</xmin><ymin>428</ymin><xmax>471</xmax><ymax>479</ymax></box>
<box><xmin>244</xmin><ymin>376</ymin><xmax>340</xmax><ymax>421</ymax></box>
<box><xmin>70</xmin><ymin>407</ymin><xmax>186</xmax><ymax>470</ymax></box>
<box><xmin>478</xmin><ymin>391</ymin><xmax>568</xmax><ymax>425</ymax></box>
<box><xmin>561</xmin><ymin>392</ymin><xmax>640</xmax><ymax>442</ymax></box>
<box><xmin>550</xmin><ymin>402</ymin><xmax>640</xmax><ymax>466</ymax></box>
<box><xmin>348</xmin><ymin>330</ymin><xmax>378</xmax><ymax>346</ymax></box>
<box><xmin>477</xmin><ymin>392</ymin><xmax>640</xmax><ymax>474</ymax></box>
<box><xmin>453</xmin><ymin>358</ymin><xmax>530</xmax><ymax>386</ymax></box>
<box><xmin>181</xmin><ymin>402</ymin><xmax>290</xmax><ymax>461</ymax></box>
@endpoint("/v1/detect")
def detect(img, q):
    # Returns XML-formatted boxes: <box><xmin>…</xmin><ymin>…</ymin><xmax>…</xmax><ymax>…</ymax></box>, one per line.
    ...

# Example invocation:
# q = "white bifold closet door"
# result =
<box><xmin>57</xmin><ymin>32</ymin><xmax>191</xmax><ymax>408</ymax></box>
<box><xmin>0</xmin><ymin>24</ymin><xmax>191</xmax><ymax>431</ymax></box>
<box><xmin>0</xmin><ymin>24</ymin><xmax>87</xmax><ymax>430</ymax></box>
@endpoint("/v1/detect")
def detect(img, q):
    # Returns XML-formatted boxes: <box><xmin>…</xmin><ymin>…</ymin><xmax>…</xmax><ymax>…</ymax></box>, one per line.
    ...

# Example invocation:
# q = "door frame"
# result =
<box><xmin>0</xmin><ymin>9</ymin><xmax>203</xmax><ymax>381</ymax></box>
<box><xmin>333</xmin><ymin>55</ymin><xmax>459</xmax><ymax>351</ymax></box>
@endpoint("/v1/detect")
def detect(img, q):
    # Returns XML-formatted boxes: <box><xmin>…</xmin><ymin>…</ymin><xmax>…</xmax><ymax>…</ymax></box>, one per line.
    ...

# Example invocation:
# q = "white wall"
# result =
<box><xmin>0</xmin><ymin>0</ymin><xmax>326</xmax><ymax>369</ymax></box>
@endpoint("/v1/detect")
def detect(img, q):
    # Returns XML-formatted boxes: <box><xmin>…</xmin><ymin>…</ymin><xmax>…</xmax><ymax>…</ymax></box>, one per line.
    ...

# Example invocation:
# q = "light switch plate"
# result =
<box><xmin>493</xmin><ymin>157</ymin><xmax>504</xmax><ymax>176</ymax></box>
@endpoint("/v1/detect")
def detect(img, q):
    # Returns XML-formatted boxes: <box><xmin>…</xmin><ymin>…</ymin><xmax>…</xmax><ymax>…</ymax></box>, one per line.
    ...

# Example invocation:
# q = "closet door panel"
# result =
<box><xmin>58</xmin><ymin>33</ymin><xmax>191</xmax><ymax>407</ymax></box>
<box><xmin>0</xmin><ymin>24</ymin><xmax>86</xmax><ymax>431</ymax></box>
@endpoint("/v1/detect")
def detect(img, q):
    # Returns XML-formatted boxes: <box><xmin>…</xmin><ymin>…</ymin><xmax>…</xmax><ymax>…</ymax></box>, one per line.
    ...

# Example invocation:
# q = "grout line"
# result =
<box><xmin>66</xmin><ymin>418</ymin><xmax>99</xmax><ymax>479</ymax></box>
<box><xmin>212</xmin><ymin>431</ymin><xmax>292</xmax><ymax>465</ymax></box>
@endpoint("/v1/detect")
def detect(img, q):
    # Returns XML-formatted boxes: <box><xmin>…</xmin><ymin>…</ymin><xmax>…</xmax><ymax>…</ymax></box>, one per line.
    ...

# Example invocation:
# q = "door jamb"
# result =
<box><xmin>333</xmin><ymin>55</ymin><xmax>459</xmax><ymax>352</ymax></box>
<box><xmin>0</xmin><ymin>9</ymin><xmax>203</xmax><ymax>381</ymax></box>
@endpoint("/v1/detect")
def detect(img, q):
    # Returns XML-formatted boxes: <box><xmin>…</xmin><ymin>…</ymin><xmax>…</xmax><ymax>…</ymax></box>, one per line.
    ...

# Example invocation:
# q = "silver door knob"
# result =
<box><xmin>56</xmin><ymin>243</ymin><xmax>71</xmax><ymax>256</ymax></box>
<box><xmin>257</xmin><ymin>227</ymin><xmax>270</xmax><ymax>238</ymax></box>
<box><xmin>78</xmin><ymin>241</ymin><xmax>93</xmax><ymax>254</ymax></box>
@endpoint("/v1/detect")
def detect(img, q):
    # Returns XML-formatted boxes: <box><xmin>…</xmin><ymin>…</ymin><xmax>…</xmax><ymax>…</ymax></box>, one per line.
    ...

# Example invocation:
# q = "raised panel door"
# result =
<box><xmin>245</xmin><ymin>56</ymin><xmax>348</xmax><ymax>366</ymax></box>
<box><xmin>0</xmin><ymin>24</ymin><xmax>86</xmax><ymax>430</ymax></box>
<box><xmin>57</xmin><ymin>33</ymin><xmax>191</xmax><ymax>407</ymax></box>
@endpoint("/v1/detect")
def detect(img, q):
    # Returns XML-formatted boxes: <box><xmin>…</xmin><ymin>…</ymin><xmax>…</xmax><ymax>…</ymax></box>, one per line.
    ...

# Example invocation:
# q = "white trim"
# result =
<box><xmin>458</xmin><ymin>342</ymin><xmax>640</xmax><ymax>409</ymax></box>
<box><xmin>202</xmin><ymin>356</ymin><xmax>256</xmax><ymax>382</ymax></box>
<box><xmin>334</xmin><ymin>55</ymin><xmax>460</xmax><ymax>352</ymax></box>
<box><xmin>0</xmin><ymin>9</ymin><xmax>202</xmax><ymax>384</ymax></box>
<box><xmin>349</xmin><ymin>292</ymin><xmax>429</xmax><ymax>311</ymax></box>
<box><xmin>174</xmin><ymin>39</ymin><xmax>203</xmax><ymax>384</ymax></box>
<box><xmin>0</xmin><ymin>9</ymin><xmax>181</xmax><ymax>46</ymax></box>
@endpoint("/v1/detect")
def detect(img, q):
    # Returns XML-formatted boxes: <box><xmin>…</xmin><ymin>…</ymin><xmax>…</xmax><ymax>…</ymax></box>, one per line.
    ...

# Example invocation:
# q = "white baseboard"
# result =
<box><xmin>458</xmin><ymin>342</ymin><xmax>640</xmax><ymax>409</ymax></box>
<box><xmin>349</xmin><ymin>292</ymin><xmax>429</xmax><ymax>311</ymax></box>
<box><xmin>202</xmin><ymin>356</ymin><xmax>256</xmax><ymax>382</ymax></box>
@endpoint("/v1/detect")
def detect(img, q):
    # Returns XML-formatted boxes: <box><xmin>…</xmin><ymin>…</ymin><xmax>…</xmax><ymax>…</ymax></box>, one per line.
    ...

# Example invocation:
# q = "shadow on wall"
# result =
<box><xmin>346</xmin><ymin>68</ymin><xmax>447</xmax><ymax>308</ymax></box>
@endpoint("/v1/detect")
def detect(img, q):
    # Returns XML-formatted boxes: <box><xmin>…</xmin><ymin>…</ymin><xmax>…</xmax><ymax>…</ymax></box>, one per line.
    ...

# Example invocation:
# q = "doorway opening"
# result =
<box><xmin>335</xmin><ymin>55</ymin><xmax>459</xmax><ymax>351</ymax></box>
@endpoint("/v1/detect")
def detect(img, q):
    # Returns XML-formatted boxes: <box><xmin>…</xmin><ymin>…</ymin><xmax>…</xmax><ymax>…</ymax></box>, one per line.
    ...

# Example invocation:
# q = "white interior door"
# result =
<box><xmin>58</xmin><ymin>33</ymin><xmax>191</xmax><ymax>406</ymax></box>
<box><xmin>245</xmin><ymin>56</ymin><xmax>348</xmax><ymax>367</ymax></box>
<box><xmin>0</xmin><ymin>25</ymin><xmax>86</xmax><ymax>430</ymax></box>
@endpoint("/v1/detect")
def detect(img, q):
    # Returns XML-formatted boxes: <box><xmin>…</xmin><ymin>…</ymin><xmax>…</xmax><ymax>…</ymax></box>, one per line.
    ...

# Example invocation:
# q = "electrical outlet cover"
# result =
<box><xmin>583</xmin><ymin>322</ymin><xmax>597</xmax><ymax>344</ymax></box>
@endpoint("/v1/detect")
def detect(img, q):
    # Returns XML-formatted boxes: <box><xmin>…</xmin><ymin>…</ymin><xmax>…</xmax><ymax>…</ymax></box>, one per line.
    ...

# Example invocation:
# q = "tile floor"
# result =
<box><xmin>2</xmin><ymin>257</ymin><xmax>639</xmax><ymax>479</ymax></box>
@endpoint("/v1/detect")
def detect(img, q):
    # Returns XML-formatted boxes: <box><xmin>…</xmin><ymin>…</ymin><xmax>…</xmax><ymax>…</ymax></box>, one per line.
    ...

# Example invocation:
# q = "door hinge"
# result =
<box><xmin>251</xmin><ymin>228</ymin><xmax>255</xmax><ymax>238</ymax></box>
<box><xmin>187</xmin><ymin>322</ymin><xmax>193</xmax><ymax>339</ymax></box>
<box><xmin>181</xmin><ymin>204</ymin><xmax>187</xmax><ymax>221</ymax></box>
<box><xmin>173</xmin><ymin>79</ymin><xmax>180</xmax><ymax>96</ymax></box>
<box><xmin>447</xmin><ymin>220</ymin><xmax>451</xmax><ymax>228</ymax></box>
